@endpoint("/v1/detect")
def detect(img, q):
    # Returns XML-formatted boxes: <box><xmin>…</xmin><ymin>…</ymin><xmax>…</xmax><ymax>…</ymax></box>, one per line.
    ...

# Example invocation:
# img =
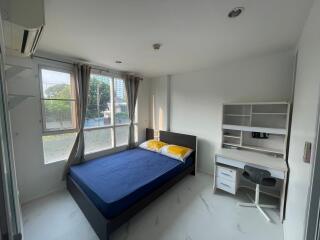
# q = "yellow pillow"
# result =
<box><xmin>160</xmin><ymin>145</ymin><xmax>193</xmax><ymax>161</ymax></box>
<box><xmin>139</xmin><ymin>140</ymin><xmax>168</xmax><ymax>152</ymax></box>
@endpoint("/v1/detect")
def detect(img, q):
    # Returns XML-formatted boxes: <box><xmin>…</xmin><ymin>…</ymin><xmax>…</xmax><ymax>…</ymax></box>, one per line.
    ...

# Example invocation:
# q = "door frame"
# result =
<box><xmin>305</xmin><ymin>95</ymin><xmax>320</xmax><ymax>240</ymax></box>
<box><xmin>0</xmin><ymin>152</ymin><xmax>8</xmax><ymax>240</ymax></box>
<box><xmin>0</xmin><ymin>11</ymin><xmax>22</xmax><ymax>240</ymax></box>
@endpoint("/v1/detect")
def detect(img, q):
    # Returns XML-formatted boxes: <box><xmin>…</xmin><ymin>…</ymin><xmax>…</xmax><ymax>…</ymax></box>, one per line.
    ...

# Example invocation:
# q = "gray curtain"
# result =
<box><xmin>63</xmin><ymin>64</ymin><xmax>91</xmax><ymax>179</ymax></box>
<box><xmin>125</xmin><ymin>75</ymin><xmax>141</xmax><ymax>148</ymax></box>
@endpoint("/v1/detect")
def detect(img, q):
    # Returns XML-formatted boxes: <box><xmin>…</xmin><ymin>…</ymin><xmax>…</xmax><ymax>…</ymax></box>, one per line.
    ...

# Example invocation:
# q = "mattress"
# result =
<box><xmin>69</xmin><ymin>148</ymin><xmax>193</xmax><ymax>219</ymax></box>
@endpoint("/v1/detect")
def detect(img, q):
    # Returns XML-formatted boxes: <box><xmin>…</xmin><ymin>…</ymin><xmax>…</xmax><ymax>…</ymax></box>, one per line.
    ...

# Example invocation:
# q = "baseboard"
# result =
<box><xmin>197</xmin><ymin>168</ymin><xmax>213</xmax><ymax>176</ymax></box>
<box><xmin>21</xmin><ymin>184</ymin><xmax>66</xmax><ymax>206</ymax></box>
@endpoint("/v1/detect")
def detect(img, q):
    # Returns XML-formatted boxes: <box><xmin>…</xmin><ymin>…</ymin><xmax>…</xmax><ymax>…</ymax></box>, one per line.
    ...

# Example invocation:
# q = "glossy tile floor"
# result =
<box><xmin>22</xmin><ymin>173</ymin><xmax>283</xmax><ymax>240</ymax></box>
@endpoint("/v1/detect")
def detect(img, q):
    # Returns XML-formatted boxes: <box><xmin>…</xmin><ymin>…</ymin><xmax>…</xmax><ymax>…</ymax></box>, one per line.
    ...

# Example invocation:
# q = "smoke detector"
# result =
<box><xmin>228</xmin><ymin>7</ymin><xmax>244</xmax><ymax>18</ymax></box>
<box><xmin>153</xmin><ymin>43</ymin><xmax>161</xmax><ymax>50</ymax></box>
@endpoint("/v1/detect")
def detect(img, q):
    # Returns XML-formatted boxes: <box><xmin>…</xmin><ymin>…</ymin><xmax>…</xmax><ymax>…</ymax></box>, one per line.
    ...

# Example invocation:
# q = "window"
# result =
<box><xmin>84</xmin><ymin>73</ymin><xmax>138</xmax><ymax>154</ymax></box>
<box><xmin>84</xmin><ymin>74</ymin><xmax>113</xmax><ymax>153</ymax></box>
<box><xmin>40</xmin><ymin>67</ymin><xmax>78</xmax><ymax>164</ymax></box>
<box><xmin>40</xmin><ymin>67</ymin><xmax>138</xmax><ymax>163</ymax></box>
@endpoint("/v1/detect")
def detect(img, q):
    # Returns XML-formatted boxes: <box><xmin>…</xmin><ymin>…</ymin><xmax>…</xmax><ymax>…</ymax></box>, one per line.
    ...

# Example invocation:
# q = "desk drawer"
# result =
<box><xmin>216</xmin><ymin>177</ymin><xmax>237</xmax><ymax>195</ymax></box>
<box><xmin>217</xmin><ymin>165</ymin><xmax>237</xmax><ymax>182</ymax></box>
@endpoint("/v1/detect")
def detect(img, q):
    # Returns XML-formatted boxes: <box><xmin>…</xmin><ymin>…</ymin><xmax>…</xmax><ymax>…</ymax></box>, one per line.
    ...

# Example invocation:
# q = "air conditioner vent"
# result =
<box><xmin>0</xmin><ymin>0</ymin><xmax>45</xmax><ymax>57</ymax></box>
<box><xmin>3</xmin><ymin>20</ymin><xmax>43</xmax><ymax>57</ymax></box>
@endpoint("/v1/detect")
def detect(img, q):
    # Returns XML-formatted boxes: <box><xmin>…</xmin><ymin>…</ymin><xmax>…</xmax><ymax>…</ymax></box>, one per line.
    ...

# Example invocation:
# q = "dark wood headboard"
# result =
<box><xmin>159</xmin><ymin>131</ymin><xmax>197</xmax><ymax>151</ymax></box>
<box><xmin>146</xmin><ymin>128</ymin><xmax>154</xmax><ymax>141</ymax></box>
<box><xmin>145</xmin><ymin>128</ymin><xmax>197</xmax><ymax>163</ymax></box>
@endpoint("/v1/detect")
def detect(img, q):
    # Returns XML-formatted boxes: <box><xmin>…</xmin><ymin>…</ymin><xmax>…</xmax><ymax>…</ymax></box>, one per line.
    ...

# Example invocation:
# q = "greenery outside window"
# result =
<box><xmin>40</xmin><ymin>67</ymin><xmax>138</xmax><ymax>164</ymax></box>
<box><xmin>84</xmin><ymin>72</ymin><xmax>138</xmax><ymax>154</ymax></box>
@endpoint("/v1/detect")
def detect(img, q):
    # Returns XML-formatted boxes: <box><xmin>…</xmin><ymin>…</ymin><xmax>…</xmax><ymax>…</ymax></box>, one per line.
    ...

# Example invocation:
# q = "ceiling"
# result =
<box><xmin>38</xmin><ymin>0</ymin><xmax>313</xmax><ymax>77</ymax></box>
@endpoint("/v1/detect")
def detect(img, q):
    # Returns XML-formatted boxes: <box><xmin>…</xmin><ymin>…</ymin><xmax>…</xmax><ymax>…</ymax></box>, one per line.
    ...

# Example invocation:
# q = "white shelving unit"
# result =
<box><xmin>222</xmin><ymin>102</ymin><xmax>290</xmax><ymax>159</ymax></box>
<box><xmin>8</xmin><ymin>94</ymin><xmax>35</xmax><ymax>110</ymax></box>
<box><xmin>5</xmin><ymin>64</ymin><xmax>35</xmax><ymax>110</ymax></box>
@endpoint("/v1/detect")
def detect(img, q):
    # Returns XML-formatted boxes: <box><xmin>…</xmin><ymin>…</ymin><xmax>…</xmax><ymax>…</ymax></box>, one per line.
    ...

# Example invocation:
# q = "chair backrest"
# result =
<box><xmin>243</xmin><ymin>165</ymin><xmax>271</xmax><ymax>185</ymax></box>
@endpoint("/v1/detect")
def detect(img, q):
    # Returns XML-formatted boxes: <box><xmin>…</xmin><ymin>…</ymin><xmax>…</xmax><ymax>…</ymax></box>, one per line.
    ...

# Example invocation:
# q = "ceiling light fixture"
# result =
<box><xmin>228</xmin><ymin>7</ymin><xmax>244</xmax><ymax>18</ymax></box>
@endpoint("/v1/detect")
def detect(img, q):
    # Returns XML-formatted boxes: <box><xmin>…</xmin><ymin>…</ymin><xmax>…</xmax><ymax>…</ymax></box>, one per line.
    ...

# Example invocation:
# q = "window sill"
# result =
<box><xmin>85</xmin><ymin>145</ymin><xmax>128</xmax><ymax>161</ymax></box>
<box><xmin>43</xmin><ymin>158</ymin><xmax>67</xmax><ymax>166</ymax></box>
<box><xmin>43</xmin><ymin>143</ymin><xmax>138</xmax><ymax>166</ymax></box>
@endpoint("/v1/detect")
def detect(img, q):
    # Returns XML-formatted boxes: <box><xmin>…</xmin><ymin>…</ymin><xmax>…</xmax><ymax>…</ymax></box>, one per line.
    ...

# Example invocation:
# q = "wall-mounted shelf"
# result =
<box><xmin>223</xmin><ymin>124</ymin><xmax>287</xmax><ymax>135</ymax></box>
<box><xmin>223</xmin><ymin>143</ymin><xmax>240</xmax><ymax>148</ymax></box>
<box><xmin>252</xmin><ymin>112</ymin><xmax>287</xmax><ymax>115</ymax></box>
<box><xmin>5</xmin><ymin>65</ymin><xmax>32</xmax><ymax>81</ymax></box>
<box><xmin>8</xmin><ymin>94</ymin><xmax>35</xmax><ymax>110</ymax></box>
<box><xmin>240</xmin><ymin>145</ymin><xmax>283</xmax><ymax>155</ymax></box>
<box><xmin>222</xmin><ymin>102</ymin><xmax>290</xmax><ymax>159</ymax></box>
<box><xmin>224</xmin><ymin>114</ymin><xmax>251</xmax><ymax>117</ymax></box>
<box><xmin>223</xmin><ymin>135</ymin><xmax>241</xmax><ymax>139</ymax></box>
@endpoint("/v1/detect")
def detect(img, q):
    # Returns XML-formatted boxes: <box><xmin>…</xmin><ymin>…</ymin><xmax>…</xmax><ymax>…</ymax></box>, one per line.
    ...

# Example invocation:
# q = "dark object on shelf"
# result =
<box><xmin>252</xmin><ymin>132</ymin><xmax>269</xmax><ymax>139</ymax></box>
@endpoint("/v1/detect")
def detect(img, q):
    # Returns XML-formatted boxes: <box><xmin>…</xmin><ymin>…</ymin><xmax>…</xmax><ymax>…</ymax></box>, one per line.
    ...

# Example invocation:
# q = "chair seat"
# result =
<box><xmin>261</xmin><ymin>177</ymin><xmax>276</xmax><ymax>187</ymax></box>
<box><xmin>243</xmin><ymin>165</ymin><xmax>276</xmax><ymax>187</ymax></box>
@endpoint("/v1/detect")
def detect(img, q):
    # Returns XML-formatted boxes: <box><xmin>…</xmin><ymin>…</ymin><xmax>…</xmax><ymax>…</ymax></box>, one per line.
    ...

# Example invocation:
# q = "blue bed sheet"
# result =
<box><xmin>69</xmin><ymin>148</ymin><xmax>193</xmax><ymax>219</ymax></box>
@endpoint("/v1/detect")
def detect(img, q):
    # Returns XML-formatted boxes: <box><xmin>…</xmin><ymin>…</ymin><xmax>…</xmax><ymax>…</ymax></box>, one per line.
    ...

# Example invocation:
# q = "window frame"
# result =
<box><xmin>39</xmin><ymin>65</ymin><xmax>139</xmax><ymax>164</ymax></box>
<box><xmin>39</xmin><ymin>64</ymin><xmax>79</xmax><ymax>165</ymax></box>
<box><xmin>83</xmin><ymin>70</ymin><xmax>138</xmax><ymax>156</ymax></box>
<box><xmin>39</xmin><ymin>65</ymin><xmax>79</xmax><ymax>135</ymax></box>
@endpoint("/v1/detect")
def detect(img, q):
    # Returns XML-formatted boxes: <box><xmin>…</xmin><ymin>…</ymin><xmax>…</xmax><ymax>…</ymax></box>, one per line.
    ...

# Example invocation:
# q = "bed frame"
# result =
<box><xmin>67</xmin><ymin>128</ymin><xmax>197</xmax><ymax>240</ymax></box>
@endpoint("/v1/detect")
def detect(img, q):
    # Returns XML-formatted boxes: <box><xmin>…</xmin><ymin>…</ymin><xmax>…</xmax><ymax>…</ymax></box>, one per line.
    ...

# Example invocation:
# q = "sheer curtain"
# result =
<box><xmin>63</xmin><ymin>64</ymin><xmax>91</xmax><ymax>179</ymax></box>
<box><xmin>125</xmin><ymin>75</ymin><xmax>141</xmax><ymax>148</ymax></box>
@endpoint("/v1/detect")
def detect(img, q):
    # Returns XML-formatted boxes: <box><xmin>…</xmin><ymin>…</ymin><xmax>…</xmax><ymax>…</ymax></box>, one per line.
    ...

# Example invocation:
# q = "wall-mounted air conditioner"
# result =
<box><xmin>0</xmin><ymin>0</ymin><xmax>45</xmax><ymax>57</ymax></box>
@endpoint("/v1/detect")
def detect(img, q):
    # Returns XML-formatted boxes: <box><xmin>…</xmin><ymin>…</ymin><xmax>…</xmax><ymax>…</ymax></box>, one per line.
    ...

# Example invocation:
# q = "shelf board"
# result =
<box><xmin>252</xmin><ymin>112</ymin><xmax>287</xmax><ymax>115</ymax></box>
<box><xmin>5</xmin><ymin>65</ymin><xmax>30</xmax><ymax>81</ymax></box>
<box><xmin>240</xmin><ymin>145</ymin><xmax>284</xmax><ymax>155</ymax></box>
<box><xmin>222</xmin><ymin>124</ymin><xmax>287</xmax><ymax>135</ymax></box>
<box><xmin>223</xmin><ymin>143</ymin><xmax>240</xmax><ymax>148</ymax></box>
<box><xmin>8</xmin><ymin>94</ymin><xmax>35</xmax><ymax>110</ymax></box>
<box><xmin>224</xmin><ymin>114</ymin><xmax>250</xmax><ymax>117</ymax></box>
<box><xmin>223</xmin><ymin>101</ymin><xmax>289</xmax><ymax>106</ymax></box>
<box><xmin>223</xmin><ymin>135</ymin><xmax>241</xmax><ymax>139</ymax></box>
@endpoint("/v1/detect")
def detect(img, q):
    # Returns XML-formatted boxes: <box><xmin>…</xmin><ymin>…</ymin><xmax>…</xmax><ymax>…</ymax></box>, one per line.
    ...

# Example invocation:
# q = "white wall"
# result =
<box><xmin>6</xmin><ymin>56</ymin><xmax>150</xmax><ymax>204</ymax></box>
<box><xmin>284</xmin><ymin>0</ymin><xmax>320</xmax><ymax>238</ymax></box>
<box><xmin>166</xmin><ymin>51</ymin><xmax>295</xmax><ymax>173</ymax></box>
<box><xmin>137</xmin><ymin>78</ymin><xmax>151</xmax><ymax>142</ymax></box>
<box><xmin>150</xmin><ymin>75</ymin><xmax>170</xmax><ymax>131</ymax></box>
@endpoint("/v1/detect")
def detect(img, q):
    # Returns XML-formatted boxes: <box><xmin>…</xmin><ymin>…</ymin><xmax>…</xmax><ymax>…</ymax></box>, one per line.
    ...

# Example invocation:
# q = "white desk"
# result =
<box><xmin>213</xmin><ymin>148</ymin><xmax>288</xmax><ymax>222</ymax></box>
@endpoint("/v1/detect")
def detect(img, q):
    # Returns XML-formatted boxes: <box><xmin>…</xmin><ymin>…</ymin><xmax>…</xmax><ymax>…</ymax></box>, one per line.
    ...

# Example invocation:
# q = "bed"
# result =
<box><xmin>67</xmin><ymin>129</ymin><xmax>197</xmax><ymax>240</ymax></box>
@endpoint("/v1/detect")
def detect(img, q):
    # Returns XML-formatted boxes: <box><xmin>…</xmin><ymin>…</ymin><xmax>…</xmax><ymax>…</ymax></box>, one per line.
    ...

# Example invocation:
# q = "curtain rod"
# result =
<box><xmin>32</xmin><ymin>55</ymin><xmax>113</xmax><ymax>73</ymax></box>
<box><xmin>32</xmin><ymin>55</ymin><xmax>144</xmax><ymax>80</ymax></box>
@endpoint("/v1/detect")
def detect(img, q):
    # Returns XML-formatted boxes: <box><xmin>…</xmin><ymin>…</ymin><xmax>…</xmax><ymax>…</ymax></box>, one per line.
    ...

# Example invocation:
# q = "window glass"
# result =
<box><xmin>41</xmin><ymin>69</ymin><xmax>139</xmax><ymax>164</ymax></box>
<box><xmin>42</xmin><ymin>133</ymin><xmax>77</xmax><ymax>164</ymax></box>
<box><xmin>40</xmin><ymin>68</ymin><xmax>76</xmax><ymax>131</ymax></box>
<box><xmin>115</xmin><ymin>126</ymin><xmax>129</xmax><ymax>147</ymax></box>
<box><xmin>43</xmin><ymin>100</ymin><xmax>76</xmax><ymax>130</ymax></box>
<box><xmin>134</xmin><ymin>104</ymin><xmax>138</xmax><ymax>123</ymax></box>
<box><xmin>41</xmin><ymin>69</ymin><xmax>74</xmax><ymax>99</ymax></box>
<box><xmin>85</xmin><ymin>74</ymin><xmax>112</xmax><ymax>128</ymax></box>
<box><xmin>134</xmin><ymin>125</ymin><xmax>138</xmax><ymax>143</ymax></box>
<box><xmin>114</xmin><ymin>78</ymin><xmax>130</xmax><ymax>125</ymax></box>
<box><xmin>84</xmin><ymin>128</ymin><xmax>113</xmax><ymax>154</ymax></box>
